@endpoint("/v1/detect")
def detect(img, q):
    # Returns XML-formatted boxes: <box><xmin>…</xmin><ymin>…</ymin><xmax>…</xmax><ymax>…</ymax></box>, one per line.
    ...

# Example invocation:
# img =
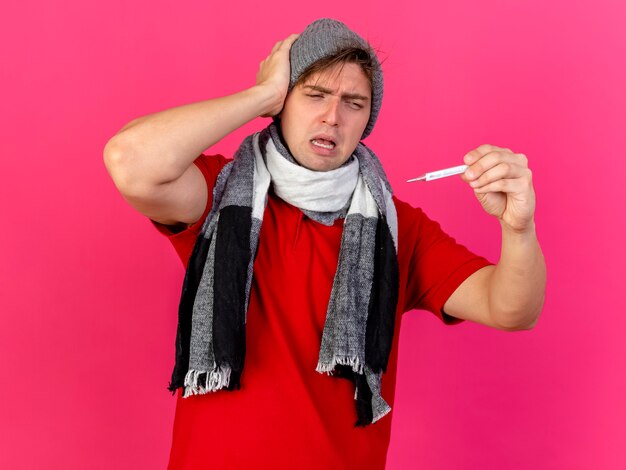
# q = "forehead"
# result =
<box><xmin>300</xmin><ymin>62</ymin><xmax>372</xmax><ymax>97</ymax></box>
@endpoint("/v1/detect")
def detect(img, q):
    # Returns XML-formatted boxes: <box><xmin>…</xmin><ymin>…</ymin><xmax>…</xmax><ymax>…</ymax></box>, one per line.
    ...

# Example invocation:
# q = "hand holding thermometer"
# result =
<box><xmin>406</xmin><ymin>164</ymin><xmax>469</xmax><ymax>182</ymax></box>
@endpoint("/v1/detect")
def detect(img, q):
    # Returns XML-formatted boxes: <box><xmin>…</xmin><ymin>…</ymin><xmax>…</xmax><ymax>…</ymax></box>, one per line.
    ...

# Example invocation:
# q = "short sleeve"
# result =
<box><xmin>396</xmin><ymin>197</ymin><xmax>493</xmax><ymax>325</ymax></box>
<box><xmin>150</xmin><ymin>153</ymin><xmax>231</xmax><ymax>265</ymax></box>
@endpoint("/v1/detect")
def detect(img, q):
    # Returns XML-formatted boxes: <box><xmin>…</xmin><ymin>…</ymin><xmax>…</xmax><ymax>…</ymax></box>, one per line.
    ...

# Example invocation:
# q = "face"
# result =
<box><xmin>280</xmin><ymin>62</ymin><xmax>372</xmax><ymax>172</ymax></box>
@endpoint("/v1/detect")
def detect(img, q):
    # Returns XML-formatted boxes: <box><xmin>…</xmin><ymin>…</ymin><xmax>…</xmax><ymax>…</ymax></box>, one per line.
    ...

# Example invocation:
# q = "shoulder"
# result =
<box><xmin>392</xmin><ymin>195</ymin><xmax>437</xmax><ymax>236</ymax></box>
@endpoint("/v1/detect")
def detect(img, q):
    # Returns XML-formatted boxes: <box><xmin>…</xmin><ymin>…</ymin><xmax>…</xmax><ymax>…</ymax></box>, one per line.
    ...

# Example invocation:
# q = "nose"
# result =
<box><xmin>321</xmin><ymin>98</ymin><xmax>340</xmax><ymax>127</ymax></box>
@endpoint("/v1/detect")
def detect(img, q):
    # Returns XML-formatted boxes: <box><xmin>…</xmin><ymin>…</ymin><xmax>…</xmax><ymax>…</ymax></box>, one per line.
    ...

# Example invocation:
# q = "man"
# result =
<box><xmin>104</xmin><ymin>18</ymin><xmax>545</xmax><ymax>470</ymax></box>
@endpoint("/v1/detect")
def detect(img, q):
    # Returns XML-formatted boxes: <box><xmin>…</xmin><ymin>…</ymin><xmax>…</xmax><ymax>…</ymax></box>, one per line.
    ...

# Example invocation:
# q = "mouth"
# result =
<box><xmin>310</xmin><ymin>135</ymin><xmax>336</xmax><ymax>151</ymax></box>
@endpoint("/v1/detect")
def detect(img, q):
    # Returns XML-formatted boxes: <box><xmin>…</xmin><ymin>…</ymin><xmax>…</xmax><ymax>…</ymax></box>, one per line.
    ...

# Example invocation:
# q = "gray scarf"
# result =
<box><xmin>168</xmin><ymin>124</ymin><xmax>399</xmax><ymax>426</ymax></box>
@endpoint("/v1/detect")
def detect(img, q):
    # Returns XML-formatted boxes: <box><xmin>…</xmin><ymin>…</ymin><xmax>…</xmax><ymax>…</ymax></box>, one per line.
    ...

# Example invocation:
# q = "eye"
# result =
<box><xmin>348</xmin><ymin>101</ymin><xmax>364</xmax><ymax>110</ymax></box>
<box><xmin>306</xmin><ymin>93</ymin><xmax>324</xmax><ymax>99</ymax></box>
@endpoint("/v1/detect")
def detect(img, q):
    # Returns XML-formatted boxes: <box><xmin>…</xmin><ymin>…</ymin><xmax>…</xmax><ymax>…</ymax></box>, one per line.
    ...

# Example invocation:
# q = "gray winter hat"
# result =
<box><xmin>289</xmin><ymin>18</ymin><xmax>383</xmax><ymax>139</ymax></box>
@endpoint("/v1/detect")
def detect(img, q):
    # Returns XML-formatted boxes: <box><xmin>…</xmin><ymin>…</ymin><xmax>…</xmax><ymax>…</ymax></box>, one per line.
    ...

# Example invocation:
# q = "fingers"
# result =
<box><xmin>462</xmin><ymin>145</ymin><xmax>536</xmax><ymax>232</ymax></box>
<box><xmin>259</xmin><ymin>34</ymin><xmax>299</xmax><ymax>73</ymax></box>
<box><xmin>255</xmin><ymin>33</ymin><xmax>300</xmax><ymax>117</ymax></box>
<box><xmin>463</xmin><ymin>144</ymin><xmax>500</xmax><ymax>164</ymax></box>
<box><xmin>282</xmin><ymin>33</ymin><xmax>300</xmax><ymax>47</ymax></box>
<box><xmin>472</xmin><ymin>174</ymin><xmax>532</xmax><ymax>194</ymax></box>
<box><xmin>466</xmin><ymin>157</ymin><xmax>530</xmax><ymax>189</ymax></box>
<box><xmin>269</xmin><ymin>34</ymin><xmax>299</xmax><ymax>55</ymax></box>
<box><xmin>462</xmin><ymin>145</ymin><xmax>530</xmax><ymax>191</ymax></box>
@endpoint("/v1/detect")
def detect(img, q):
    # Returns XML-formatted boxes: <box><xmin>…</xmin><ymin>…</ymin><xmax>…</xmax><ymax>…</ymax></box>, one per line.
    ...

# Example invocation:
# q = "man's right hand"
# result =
<box><xmin>256</xmin><ymin>34</ymin><xmax>299</xmax><ymax>117</ymax></box>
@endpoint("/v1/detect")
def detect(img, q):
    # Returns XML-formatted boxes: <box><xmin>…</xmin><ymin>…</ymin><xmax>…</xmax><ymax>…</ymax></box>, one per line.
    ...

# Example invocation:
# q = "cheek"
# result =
<box><xmin>279</xmin><ymin>119</ymin><xmax>304</xmax><ymax>157</ymax></box>
<box><xmin>346</xmin><ymin>111</ymin><xmax>370</xmax><ymax>140</ymax></box>
<box><xmin>349</xmin><ymin>123</ymin><xmax>366</xmax><ymax>145</ymax></box>
<box><xmin>281</xmin><ymin>104</ymin><xmax>304</xmax><ymax>138</ymax></box>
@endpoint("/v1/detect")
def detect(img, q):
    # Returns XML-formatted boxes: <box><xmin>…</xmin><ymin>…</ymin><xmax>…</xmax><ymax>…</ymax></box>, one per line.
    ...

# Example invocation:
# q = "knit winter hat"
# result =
<box><xmin>289</xmin><ymin>18</ymin><xmax>383</xmax><ymax>139</ymax></box>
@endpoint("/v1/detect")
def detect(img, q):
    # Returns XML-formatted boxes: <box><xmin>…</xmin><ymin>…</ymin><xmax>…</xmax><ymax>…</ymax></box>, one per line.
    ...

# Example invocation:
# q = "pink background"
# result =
<box><xmin>1</xmin><ymin>0</ymin><xmax>624</xmax><ymax>468</ymax></box>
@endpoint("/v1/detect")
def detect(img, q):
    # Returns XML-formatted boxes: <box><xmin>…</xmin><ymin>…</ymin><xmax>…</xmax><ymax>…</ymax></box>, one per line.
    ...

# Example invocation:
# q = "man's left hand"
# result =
<box><xmin>461</xmin><ymin>144</ymin><xmax>536</xmax><ymax>233</ymax></box>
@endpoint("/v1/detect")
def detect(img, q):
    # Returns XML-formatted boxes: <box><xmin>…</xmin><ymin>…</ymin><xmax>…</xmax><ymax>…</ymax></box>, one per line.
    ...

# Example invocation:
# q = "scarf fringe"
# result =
<box><xmin>372</xmin><ymin>403</ymin><xmax>391</xmax><ymax>424</ymax></box>
<box><xmin>316</xmin><ymin>355</ymin><xmax>365</xmax><ymax>376</ymax></box>
<box><xmin>182</xmin><ymin>366</ymin><xmax>232</xmax><ymax>397</ymax></box>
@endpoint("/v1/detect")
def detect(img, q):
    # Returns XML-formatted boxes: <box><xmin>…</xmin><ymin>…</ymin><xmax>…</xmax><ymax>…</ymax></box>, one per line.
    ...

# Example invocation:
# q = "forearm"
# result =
<box><xmin>104</xmin><ymin>85</ymin><xmax>277</xmax><ymax>187</ymax></box>
<box><xmin>488</xmin><ymin>221</ymin><xmax>546</xmax><ymax>330</ymax></box>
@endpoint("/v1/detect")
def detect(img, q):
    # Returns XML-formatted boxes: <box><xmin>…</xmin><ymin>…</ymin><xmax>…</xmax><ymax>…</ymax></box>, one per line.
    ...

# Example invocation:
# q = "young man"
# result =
<box><xmin>104</xmin><ymin>18</ymin><xmax>545</xmax><ymax>470</ymax></box>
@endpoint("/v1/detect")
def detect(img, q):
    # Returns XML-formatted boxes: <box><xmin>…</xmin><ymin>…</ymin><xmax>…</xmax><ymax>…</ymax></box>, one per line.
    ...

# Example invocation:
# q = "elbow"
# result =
<box><xmin>489</xmin><ymin>288</ymin><xmax>545</xmax><ymax>332</ymax></box>
<box><xmin>513</xmin><ymin>314</ymin><xmax>540</xmax><ymax>331</ymax></box>
<box><xmin>103</xmin><ymin>138</ymin><xmax>153</xmax><ymax>199</ymax></box>
<box><xmin>493</xmin><ymin>305</ymin><xmax>543</xmax><ymax>332</ymax></box>
<box><xmin>102</xmin><ymin>117</ymin><xmax>142</xmax><ymax>169</ymax></box>
<box><xmin>103</xmin><ymin>137</ymin><xmax>123</xmax><ymax>175</ymax></box>
<box><xmin>103</xmin><ymin>138</ymin><xmax>131</xmax><ymax>189</ymax></box>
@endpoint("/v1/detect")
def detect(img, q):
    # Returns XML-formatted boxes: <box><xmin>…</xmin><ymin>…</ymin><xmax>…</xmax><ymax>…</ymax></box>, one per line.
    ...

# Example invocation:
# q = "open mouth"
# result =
<box><xmin>311</xmin><ymin>138</ymin><xmax>336</xmax><ymax>150</ymax></box>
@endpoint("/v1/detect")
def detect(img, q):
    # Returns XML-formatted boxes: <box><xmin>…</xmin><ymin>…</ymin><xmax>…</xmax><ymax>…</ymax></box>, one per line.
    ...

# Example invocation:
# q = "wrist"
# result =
<box><xmin>500</xmin><ymin>218</ymin><xmax>537</xmax><ymax>242</ymax></box>
<box><xmin>249</xmin><ymin>83</ymin><xmax>287</xmax><ymax>117</ymax></box>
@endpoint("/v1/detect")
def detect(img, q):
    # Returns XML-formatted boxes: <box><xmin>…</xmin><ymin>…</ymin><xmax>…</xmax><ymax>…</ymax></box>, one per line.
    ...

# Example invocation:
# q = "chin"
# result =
<box><xmin>304</xmin><ymin>158</ymin><xmax>345</xmax><ymax>172</ymax></box>
<box><xmin>305</xmin><ymin>152</ymin><xmax>352</xmax><ymax>172</ymax></box>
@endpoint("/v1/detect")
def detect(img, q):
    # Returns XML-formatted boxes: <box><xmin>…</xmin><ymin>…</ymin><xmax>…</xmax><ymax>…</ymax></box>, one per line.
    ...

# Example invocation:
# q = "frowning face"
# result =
<box><xmin>280</xmin><ymin>62</ymin><xmax>372</xmax><ymax>172</ymax></box>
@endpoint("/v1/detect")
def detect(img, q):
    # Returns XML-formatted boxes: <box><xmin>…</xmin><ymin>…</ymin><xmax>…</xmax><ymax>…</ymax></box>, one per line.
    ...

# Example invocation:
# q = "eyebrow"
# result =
<box><xmin>303</xmin><ymin>85</ymin><xmax>370</xmax><ymax>102</ymax></box>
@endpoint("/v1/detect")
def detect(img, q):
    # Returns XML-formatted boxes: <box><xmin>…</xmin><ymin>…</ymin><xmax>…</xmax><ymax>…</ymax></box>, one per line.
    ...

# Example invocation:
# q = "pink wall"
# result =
<box><xmin>1</xmin><ymin>0</ymin><xmax>624</xmax><ymax>468</ymax></box>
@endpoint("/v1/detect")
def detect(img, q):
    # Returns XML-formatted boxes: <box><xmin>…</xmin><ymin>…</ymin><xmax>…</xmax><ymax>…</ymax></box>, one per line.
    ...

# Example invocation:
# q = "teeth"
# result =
<box><xmin>312</xmin><ymin>139</ymin><xmax>334</xmax><ymax>150</ymax></box>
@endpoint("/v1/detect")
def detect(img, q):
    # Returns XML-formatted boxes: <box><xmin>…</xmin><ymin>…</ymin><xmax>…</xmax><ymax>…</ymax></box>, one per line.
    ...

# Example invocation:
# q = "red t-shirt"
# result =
<box><xmin>152</xmin><ymin>154</ymin><xmax>492</xmax><ymax>470</ymax></box>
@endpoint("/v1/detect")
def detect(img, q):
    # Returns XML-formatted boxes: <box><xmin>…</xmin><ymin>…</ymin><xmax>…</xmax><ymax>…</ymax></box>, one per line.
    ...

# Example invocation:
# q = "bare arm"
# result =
<box><xmin>103</xmin><ymin>34</ymin><xmax>298</xmax><ymax>225</ymax></box>
<box><xmin>444</xmin><ymin>223</ymin><xmax>545</xmax><ymax>331</ymax></box>
<box><xmin>443</xmin><ymin>145</ymin><xmax>546</xmax><ymax>331</ymax></box>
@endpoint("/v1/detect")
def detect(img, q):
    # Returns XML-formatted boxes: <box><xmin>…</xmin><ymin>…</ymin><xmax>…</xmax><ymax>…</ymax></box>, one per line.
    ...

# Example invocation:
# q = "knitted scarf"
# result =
<box><xmin>168</xmin><ymin>124</ymin><xmax>399</xmax><ymax>426</ymax></box>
